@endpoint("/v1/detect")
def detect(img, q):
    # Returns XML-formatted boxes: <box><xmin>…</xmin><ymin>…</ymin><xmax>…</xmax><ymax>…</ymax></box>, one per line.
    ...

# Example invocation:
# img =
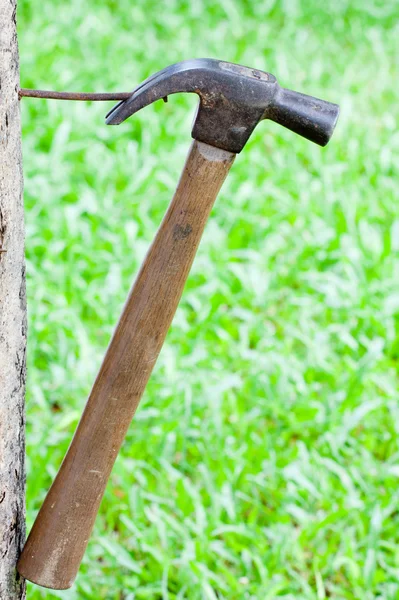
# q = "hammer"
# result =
<box><xmin>18</xmin><ymin>59</ymin><xmax>339</xmax><ymax>589</ymax></box>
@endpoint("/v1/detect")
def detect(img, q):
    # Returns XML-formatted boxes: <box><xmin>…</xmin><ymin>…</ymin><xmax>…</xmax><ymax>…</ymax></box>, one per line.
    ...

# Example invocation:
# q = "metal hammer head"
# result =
<box><xmin>106</xmin><ymin>58</ymin><xmax>339</xmax><ymax>154</ymax></box>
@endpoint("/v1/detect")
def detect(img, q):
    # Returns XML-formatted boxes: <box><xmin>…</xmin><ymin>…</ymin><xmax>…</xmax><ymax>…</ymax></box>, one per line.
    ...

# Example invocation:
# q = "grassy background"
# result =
<box><xmin>17</xmin><ymin>0</ymin><xmax>399</xmax><ymax>598</ymax></box>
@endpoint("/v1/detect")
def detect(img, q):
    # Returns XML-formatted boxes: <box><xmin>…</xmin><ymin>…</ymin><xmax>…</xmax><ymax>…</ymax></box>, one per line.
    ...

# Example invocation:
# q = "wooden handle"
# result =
<box><xmin>18</xmin><ymin>141</ymin><xmax>235</xmax><ymax>589</ymax></box>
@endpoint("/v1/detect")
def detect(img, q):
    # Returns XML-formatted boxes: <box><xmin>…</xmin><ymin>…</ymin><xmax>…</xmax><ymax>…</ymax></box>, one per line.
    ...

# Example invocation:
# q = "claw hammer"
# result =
<box><xmin>18</xmin><ymin>58</ymin><xmax>339</xmax><ymax>589</ymax></box>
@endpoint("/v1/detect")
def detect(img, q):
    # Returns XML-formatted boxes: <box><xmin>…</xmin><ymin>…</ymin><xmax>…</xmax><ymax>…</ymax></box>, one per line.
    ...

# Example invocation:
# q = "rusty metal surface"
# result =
<box><xmin>19</xmin><ymin>89</ymin><xmax>131</xmax><ymax>101</ymax></box>
<box><xmin>106</xmin><ymin>58</ymin><xmax>339</xmax><ymax>152</ymax></box>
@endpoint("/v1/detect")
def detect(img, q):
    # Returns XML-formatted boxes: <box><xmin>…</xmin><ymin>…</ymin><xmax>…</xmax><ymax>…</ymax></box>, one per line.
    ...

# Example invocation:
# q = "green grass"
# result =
<box><xmin>18</xmin><ymin>0</ymin><xmax>399</xmax><ymax>598</ymax></box>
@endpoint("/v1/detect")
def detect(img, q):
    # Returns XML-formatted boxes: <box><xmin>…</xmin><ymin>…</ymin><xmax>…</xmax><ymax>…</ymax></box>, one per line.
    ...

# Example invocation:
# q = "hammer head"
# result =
<box><xmin>106</xmin><ymin>59</ymin><xmax>339</xmax><ymax>154</ymax></box>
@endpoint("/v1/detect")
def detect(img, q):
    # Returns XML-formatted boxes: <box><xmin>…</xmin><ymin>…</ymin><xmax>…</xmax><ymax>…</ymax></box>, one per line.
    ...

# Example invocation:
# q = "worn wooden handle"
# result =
<box><xmin>17</xmin><ymin>141</ymin><xmax>235</xmax><ymax>589</ymax></box>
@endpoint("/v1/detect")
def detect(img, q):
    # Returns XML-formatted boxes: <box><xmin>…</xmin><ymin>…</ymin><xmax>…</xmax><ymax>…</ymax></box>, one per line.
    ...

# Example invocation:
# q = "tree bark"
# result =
<box><xmin>0</xmin><ymin>0</ymin><xmax>26</xmax><ymax>598</ymax></box>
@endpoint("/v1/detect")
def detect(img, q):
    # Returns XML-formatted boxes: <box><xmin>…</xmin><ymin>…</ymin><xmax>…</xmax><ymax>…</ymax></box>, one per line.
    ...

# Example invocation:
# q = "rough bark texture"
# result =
<box><xmin>0</xmin><ymin>0</ymin><xmax>26</xmax><ymax>598</ymax></box>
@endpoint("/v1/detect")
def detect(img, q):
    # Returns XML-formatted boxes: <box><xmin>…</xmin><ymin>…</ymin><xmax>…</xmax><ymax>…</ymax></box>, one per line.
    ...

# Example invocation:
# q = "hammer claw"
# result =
<box><xmin>105</xmin><ymin>58</ymin><xmax>339</xmax><ymax>152</ymax></box>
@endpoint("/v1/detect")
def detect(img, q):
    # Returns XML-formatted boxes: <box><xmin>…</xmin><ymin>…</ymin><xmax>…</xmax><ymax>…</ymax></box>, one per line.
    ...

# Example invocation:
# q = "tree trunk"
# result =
<box><xmin>0</xmin><ymin>0</ymin><xmax>26</xmax><ymax>597</ymax></box>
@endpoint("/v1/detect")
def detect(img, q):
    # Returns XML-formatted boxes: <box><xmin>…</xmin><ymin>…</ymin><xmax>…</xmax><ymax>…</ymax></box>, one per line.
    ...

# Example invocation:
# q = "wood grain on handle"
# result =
<box><xmin>17</xmin><ymin>141</ymin><xmax>235</xmax><ymax>590</ymax></box>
